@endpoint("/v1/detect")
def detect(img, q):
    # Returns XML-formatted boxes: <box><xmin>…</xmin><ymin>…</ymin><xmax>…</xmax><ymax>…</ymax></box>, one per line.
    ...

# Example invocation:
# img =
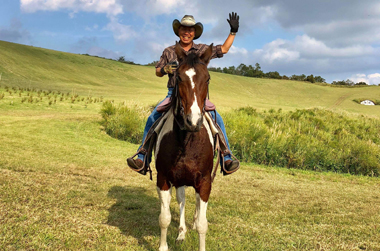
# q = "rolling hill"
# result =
<box><xmin>1</xmin><ymin>40</ymin><xmax>380</xmax><ymax>116</ymax></box>
<box><xmin>1</xmin><ymin>40</ymin><xmax>380</xmax><ymax>250</ymax></box>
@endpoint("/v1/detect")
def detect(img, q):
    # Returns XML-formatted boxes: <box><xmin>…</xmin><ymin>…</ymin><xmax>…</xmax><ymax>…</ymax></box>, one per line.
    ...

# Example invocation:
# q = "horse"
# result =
<box><xmin>154</xmin><ymin>42</ymin><xmax>215</xmax><ymax>251</ymax></box>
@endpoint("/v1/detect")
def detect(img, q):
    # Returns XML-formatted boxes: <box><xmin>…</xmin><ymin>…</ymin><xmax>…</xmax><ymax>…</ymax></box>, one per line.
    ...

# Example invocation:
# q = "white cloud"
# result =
<box><xmin>229</xmin><ymin>45</ymin><xmax>249</xmax><ymax>56</ymax></box>
<box><xmin>351</xmin><ymin>73</ymin><xmax>380</xmax><ymax>85</ymax></box>
<box><xmin>20</xmin><ymin>0</ymin><xmax>123</xmax><ymax>16</ymax></box>
<box><xmin>251</xmin><ymin>35</ymin><xmax>379</xmax><ymax>67</ymax></box>
<box><xmin>104</xmin><ymin>17</ymin><xmax>137</xmax><ymax>43</ymax></box>
<box><xmin>253</xmin><ymin>39</ymin><xmax>299</xmax><ymax>64</ymax></box>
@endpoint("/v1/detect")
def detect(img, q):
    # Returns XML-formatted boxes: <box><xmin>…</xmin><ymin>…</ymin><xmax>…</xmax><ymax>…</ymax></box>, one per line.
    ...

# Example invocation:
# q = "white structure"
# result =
<box><xmin>360</xmin><ymin>100</ymin><xmax>375</xmax><ymax>105</ymax></box>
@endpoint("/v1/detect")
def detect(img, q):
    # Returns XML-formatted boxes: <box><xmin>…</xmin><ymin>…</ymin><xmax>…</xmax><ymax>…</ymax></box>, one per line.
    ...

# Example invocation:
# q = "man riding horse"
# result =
<box><xmin>127</xmin><ymin>12</ymin><xmax>240</xmax><ymax>174</ymax></box>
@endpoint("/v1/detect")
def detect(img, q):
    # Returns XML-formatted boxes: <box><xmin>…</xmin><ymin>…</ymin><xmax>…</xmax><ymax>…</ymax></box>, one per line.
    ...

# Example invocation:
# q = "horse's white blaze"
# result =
<box><xmin>176</xmin><ymin>186</ymin><xmax>187</xmax><ymax>241</ymax></box>
<box><xmin>195</xmin><ymin>193</ymin><xmax>208</xmax><ymax>251</ymax></box>
<box><xmin>186</xmin><ymin>68</ymin><xmax>196</xmax><ymax>89</ymax></box>
<box><xmin>157</xmin><ymin>187</ymin><xmax>172</xmax><ymax>251</ymax></box>
<box><xmin>185</xmin><ymin>68</ymin><xmax>202</xmax><ymax>125</ymax></box>
<box><xmin>190</xmin><ymin>93</ymin><xmax>202</xmax><ymax>124</ymax></box>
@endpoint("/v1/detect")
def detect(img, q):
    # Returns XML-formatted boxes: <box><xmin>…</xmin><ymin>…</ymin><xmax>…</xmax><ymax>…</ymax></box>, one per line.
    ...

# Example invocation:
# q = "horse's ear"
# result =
<box><xmin>200</xmin><ymin>43</ymin><xmax>213</xmax><ymax>65</ymax></box>
<box><xmin>175</xmin><ymin>41</ymin><xmax>186</xmax><ymax>62</ymax></box>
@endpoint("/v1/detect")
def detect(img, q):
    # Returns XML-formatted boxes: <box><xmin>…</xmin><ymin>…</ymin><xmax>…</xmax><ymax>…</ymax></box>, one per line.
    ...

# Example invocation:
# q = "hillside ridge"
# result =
<box><xmin>1</xmin><ymin>40</ymin><xmax>380</xmax><ymax>116</ymax></box>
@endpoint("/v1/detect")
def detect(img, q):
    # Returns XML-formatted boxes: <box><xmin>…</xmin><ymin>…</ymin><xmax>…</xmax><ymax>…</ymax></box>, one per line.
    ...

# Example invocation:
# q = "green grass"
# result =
<box><xmin>223</xmin><ymin>107</ymin><xmax>380</xmax><ymax>175</ymax></box>
<box><xmin>2</xmin><ymin>40</ymin><xmax>380</xmax><ymax>117</ymax></box>
<box><xmin>1</xmin><ymin>41</ymin><xmax>380</xmax><ymax>250</ymax></box>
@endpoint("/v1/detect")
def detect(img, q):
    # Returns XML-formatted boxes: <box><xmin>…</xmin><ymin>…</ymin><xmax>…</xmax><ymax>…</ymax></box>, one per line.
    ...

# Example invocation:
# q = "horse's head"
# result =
<box><xmin>174</xmin><ymin>43</ymin><xmax>213</xmax><ymax>132</ymax></box>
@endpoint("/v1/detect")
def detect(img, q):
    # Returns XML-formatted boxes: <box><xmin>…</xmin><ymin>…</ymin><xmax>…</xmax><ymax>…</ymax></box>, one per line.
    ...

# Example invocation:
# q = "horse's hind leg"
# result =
<box><xmin>157</xmin><ymin>186</ymin><xmax>172</xmax><ymax>251</ymax></box>
<box><xmin>176</xmin><ymin>186</ymin><xmax>187</xmax><ymax>242</ymax></box>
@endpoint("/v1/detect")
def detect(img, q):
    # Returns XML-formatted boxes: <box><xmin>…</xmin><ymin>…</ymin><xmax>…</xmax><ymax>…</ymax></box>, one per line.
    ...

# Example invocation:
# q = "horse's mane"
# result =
<box><xmin>184</xmin><ymin>52</ymin><xmax>200</xmax><ymax>68</ymax></box>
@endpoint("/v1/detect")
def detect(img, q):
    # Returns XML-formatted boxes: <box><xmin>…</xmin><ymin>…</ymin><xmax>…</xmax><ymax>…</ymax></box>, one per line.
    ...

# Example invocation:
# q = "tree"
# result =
<box><xmin>306</xmin><ymin>74</ymin><xmax>315</xmax><ymax>83</ymax></box>
<box><xmin>345</xmin><ymin>79</ymin><xmax>355</xmax><ymax>86</ymax></box>
<box><xmin>118</xmin><ymin>56</ymin><xmax>125</xmax><ymax>62</ymax></box>
<box><xmin>265</xmin><ymin>71</ymin><xmax>281</xmax><ymax>79</ymax></box>
<box><xmin>255</xmin><ymin>63</ymin><xmax>261</xmax><ymax>71</ymax></box>
<box><xmin>314</xmin><ymin>76</ymin><xmax>325</xmax><ymax>83</ymax></box>
<box><xmin>146</xmin><ymin>60</ymin><xmax>158</xmax><ymax>66</ymax></box>
<box><xmin>355</xmin><ymin>81</ymin><xmax>367</xmax><ymax>86</ymax></box>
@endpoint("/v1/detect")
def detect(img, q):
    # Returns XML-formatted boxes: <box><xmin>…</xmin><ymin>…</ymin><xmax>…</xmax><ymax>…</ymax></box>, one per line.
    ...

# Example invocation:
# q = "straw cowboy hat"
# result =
<box><xmin>172</xmin><ymin>15</ymin><xmax>203</xmax><ymax>40</ymax></box>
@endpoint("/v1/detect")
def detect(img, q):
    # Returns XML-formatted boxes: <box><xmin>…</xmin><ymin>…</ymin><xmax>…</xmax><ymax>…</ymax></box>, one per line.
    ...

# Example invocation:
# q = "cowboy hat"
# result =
<box><xmin>172</xmin><ymin>15</ymin><xmax>203</xmax><ymax>40</ymax></box>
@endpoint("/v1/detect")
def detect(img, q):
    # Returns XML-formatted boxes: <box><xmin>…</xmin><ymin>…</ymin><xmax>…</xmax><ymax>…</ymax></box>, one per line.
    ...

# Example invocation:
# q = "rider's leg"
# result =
<box><xmin>209</xmin><ymin>110</ymin><xmax>232</xmax><ymax>161</ymax></box>
<box><xmin>137</xmin><ymin>88</ymin><xmax>174</xmax><ymax>163</ymax></box>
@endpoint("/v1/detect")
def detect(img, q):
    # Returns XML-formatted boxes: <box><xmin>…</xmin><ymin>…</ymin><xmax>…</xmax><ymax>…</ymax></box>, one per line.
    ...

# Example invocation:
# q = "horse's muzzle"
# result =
<box><xmin>184</xmin><ymin>115</ymin><xmax>203</xmax><ymax>132</ymax></box>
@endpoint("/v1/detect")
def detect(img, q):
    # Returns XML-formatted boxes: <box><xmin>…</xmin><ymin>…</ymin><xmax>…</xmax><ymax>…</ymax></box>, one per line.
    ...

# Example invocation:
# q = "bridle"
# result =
<box><xmin>172</xmin><ymin>60</ymin><xmax>210</xmax><ymax>131</ymax></box>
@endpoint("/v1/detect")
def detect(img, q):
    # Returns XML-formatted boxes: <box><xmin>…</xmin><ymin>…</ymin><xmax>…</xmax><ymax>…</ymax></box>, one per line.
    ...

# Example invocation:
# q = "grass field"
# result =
<box><xmin>1</xmin><ymin>41</ymin><xmax>380</xmax><ymax>250</ymax></box>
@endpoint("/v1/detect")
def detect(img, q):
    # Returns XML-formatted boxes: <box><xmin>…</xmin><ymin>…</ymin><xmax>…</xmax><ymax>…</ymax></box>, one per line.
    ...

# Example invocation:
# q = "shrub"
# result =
<box><xmin>223</xmin><ymin>107</ymin><xmax>380</xmax><ymax>176</ymax></box>
<box><xmin>99</xmin><ymin>103</ymin><xmax>380</xmax><ymax>176</ymax></box>
<box><xmin>100</xmin><ymin>101</ymin><xmax>147</xmax><ymax>144</ymax></box>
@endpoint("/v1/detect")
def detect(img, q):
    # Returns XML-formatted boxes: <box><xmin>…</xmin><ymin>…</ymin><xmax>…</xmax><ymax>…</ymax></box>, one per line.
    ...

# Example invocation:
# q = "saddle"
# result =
<box><xmin>128</xmin><ymin>99</ymin><xmax>239</xmax><ymax>181</ymax></box>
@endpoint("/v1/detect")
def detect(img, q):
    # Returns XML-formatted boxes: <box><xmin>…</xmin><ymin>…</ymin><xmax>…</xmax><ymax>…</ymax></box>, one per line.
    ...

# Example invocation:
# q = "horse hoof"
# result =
<box><xmin>176</xmin><ymin>238</ymin><xmax>184</xmax><ymax>244</ymax></box>
<box><xmin>176</xmin><ymin>231</ymin><xmax>186</xmax><ymax>243</ymax></box>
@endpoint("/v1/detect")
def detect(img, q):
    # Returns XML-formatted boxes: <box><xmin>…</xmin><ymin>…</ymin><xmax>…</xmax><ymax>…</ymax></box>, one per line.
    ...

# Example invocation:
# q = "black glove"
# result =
<box><xmin>227</xmin><ymin>12</ymin><xmax>239</xmax><ymax>33</ymax></box>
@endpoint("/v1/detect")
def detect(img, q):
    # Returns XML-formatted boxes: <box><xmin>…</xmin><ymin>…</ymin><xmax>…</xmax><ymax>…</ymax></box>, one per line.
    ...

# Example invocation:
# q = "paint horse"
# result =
<box><xmin>155</xmin><ymin>43</ymin><xmax>215</xmax><ymax>251</ymax></box>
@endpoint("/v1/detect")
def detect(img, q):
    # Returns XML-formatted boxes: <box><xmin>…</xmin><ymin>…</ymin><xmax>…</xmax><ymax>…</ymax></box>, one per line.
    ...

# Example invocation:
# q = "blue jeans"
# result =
<box><xmin>137</xmin><ymin>88</ymin><xmax>232</xmax><ymax>162</ymax></box>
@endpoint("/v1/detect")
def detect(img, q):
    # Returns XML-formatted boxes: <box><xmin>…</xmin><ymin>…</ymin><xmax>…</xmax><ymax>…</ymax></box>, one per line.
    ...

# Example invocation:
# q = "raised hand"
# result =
<box><xmin>227</xmin><ymin>12</ymin><xmax>239</xmax><ymax>33</ymax></box>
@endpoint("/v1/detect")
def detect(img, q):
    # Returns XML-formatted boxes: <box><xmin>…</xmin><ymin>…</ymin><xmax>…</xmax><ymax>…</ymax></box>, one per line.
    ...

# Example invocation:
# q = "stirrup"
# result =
<box><xmin>126</xmin><ymin>157</ymin><xmax>147</xmax><ymax>175</ymax></box>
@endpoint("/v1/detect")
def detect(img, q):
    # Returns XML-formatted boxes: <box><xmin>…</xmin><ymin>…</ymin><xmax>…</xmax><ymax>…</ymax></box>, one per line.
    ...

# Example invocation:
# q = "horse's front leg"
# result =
<box><xmin>176</xmin><ymin>186</ymin><xmax>187</xmax><ymax>242</ymax></box>
<box><xmin>157</xmin><ymin>186</ymin><xmax>172</xmax><ymax>251</ymax></box>
<box><xmin>195</xmin><ymin>181</ymin><xmax>211</xmax><ymax>251</ymax></box>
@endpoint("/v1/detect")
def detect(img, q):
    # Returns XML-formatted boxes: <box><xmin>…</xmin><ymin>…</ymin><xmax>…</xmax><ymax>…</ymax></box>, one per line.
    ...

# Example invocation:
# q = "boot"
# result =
<box><xmin>223</xmin><ymin>159</ymin><xmax>240</xmax><ymax>175</ymax></box>
<box><xmin>127</xmin><ymin>158</ymin><xmax>146</xmax><ymax>175</ymax></box>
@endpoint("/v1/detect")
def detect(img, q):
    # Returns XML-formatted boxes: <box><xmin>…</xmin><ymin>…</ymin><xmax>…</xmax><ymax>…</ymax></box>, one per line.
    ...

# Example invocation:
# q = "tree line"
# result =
<box><xmin>331</xmin><ymin>79</ymin><xmax>369</xmax><ymax>86</ymax></box>
<box><xmin>100</xmin><ymin>54</ymin><xmax>375</xmax><ymax>86</ymax></box>
<box><xmin>208</xmin><ymin>63</ymin><xmax>326</xmax><ymax>83</ymax></box>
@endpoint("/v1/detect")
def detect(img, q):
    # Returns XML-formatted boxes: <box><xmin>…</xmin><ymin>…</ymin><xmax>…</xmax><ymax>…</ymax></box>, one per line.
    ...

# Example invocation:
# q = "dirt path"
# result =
<box><xmin>329</xmin><ymin>93</ymin><xmax>352</xmax><ymax>109</ymax></box>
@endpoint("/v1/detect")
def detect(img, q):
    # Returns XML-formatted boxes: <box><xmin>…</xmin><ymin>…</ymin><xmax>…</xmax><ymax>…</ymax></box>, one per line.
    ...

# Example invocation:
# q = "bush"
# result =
<box><xmin>100</xmin><ymin>101</ymin><xmax>147</xmax><ymax>144</ymax></box>
<box><xmin>223</xmin><ymin>107</ymin><xmax>380</xmax><ymax>176</ymax></box>
<box><xmin>100</xmin><ymin>103</ymin><xmax>380</xmax><ymax>176</ymax></box>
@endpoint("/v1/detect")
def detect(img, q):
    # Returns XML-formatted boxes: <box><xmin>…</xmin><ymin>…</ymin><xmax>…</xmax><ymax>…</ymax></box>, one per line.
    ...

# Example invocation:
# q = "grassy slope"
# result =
<box><xmin>1</xmin><ymin>41</ymin><xmax>380</xmax><ymax>250</ymax></box>
<box><xmin>2</xmin><ymin>40</ymin><xmax>380</xmax><ymax>116</ymax></box>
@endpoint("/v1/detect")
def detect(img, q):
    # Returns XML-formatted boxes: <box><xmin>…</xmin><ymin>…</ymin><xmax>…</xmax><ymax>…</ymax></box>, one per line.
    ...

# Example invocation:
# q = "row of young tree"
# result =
<box><xmin>208</xmin><ymin>63</ymin><xmax>326</xmax><ymax>83</ymax></box>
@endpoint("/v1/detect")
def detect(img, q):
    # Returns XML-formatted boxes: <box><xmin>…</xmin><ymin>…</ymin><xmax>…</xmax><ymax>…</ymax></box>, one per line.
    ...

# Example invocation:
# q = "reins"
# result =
<box><xmin>172</xmin><ymin>59</ymin><xmax>210</xmax><ymax>130</ymax></box>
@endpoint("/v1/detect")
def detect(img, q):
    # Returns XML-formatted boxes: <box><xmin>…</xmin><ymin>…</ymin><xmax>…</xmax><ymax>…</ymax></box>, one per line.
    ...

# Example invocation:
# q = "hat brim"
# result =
<box><xmin>172</xmin><ymin>19</ymin><xmax>203</xmax><ymax>40</ymax></box>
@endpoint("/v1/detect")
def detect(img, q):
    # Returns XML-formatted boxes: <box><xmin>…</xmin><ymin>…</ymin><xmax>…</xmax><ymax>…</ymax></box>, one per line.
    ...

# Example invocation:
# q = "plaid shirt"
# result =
<box><xmin>155</xmin><ymin>42</ymin><xmax>224</xmax><ymax>88</ymax></box>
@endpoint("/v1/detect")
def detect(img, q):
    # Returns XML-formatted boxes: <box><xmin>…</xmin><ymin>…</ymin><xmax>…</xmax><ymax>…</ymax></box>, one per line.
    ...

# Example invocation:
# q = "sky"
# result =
<box><xmin>1</xmin><ymin>0</ymin><xmax>380</xmax><ymax>84</ymax></box>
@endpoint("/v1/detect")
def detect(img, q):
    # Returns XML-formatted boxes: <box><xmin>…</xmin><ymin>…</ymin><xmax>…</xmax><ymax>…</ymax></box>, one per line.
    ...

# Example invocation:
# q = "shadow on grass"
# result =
<box><xmin>107</xmin><ymin>186</ymin><xmax>184</xmax><ymax>250</ymax></box>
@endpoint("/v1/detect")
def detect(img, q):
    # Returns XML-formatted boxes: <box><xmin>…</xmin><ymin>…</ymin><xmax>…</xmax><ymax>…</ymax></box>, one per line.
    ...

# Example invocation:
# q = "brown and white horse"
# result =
<box><xmin>154</xmin><ymin>43</ymin><xmax>215</xmax><ymax>251</ymax></box>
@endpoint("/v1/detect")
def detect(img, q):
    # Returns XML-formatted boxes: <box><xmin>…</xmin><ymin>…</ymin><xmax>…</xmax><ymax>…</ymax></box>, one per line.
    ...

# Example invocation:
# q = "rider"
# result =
<box><xmin>127</xmin><ymin>13</ymin><xmax>240</xmax><ymax>174</ymax></box>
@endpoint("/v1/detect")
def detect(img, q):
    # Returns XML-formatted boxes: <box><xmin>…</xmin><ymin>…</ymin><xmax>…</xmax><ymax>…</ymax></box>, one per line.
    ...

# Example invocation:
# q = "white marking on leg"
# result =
<box><xmin>195</xmin><ymin>193</ymin><xmax>208</xmax><ymax>251</ymax></box>
<box><xmin>157</xmin><ymin>187</ymin><xmax>172</xmax><ymax>251</ymax></box>
<box><xmin>176</xmin><ymin>186</ymin><xmax>187</xmax><ymax>242</ymax></box>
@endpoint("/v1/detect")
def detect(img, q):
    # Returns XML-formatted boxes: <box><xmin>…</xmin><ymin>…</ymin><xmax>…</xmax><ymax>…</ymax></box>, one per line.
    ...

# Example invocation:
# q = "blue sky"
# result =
<box><xmin>1</xmin><ymin>0</ymin><xmax>380</xmax><ymax>84</ymax></box>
